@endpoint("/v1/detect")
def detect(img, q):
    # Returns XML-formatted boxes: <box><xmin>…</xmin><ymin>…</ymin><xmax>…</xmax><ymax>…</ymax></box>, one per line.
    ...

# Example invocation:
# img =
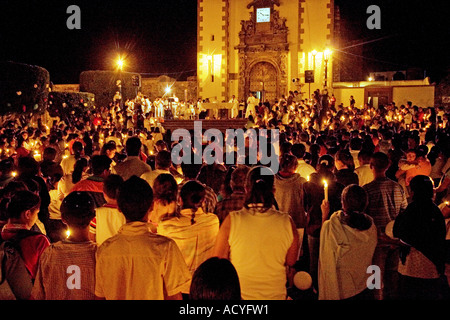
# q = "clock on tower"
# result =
<box><xmin>256</xmin><ymin>7</ymin><xmax>270</xmax><ymax>23</ymax></box>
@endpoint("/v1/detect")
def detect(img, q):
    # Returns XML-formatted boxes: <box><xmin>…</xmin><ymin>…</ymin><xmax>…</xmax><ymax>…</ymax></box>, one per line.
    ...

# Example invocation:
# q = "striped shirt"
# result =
<box><xmin>31</xmin><ymin>240</ymin><xmax>97</xmax><ymax>300</ymax></box>
<box><xmin>363</xmin><ymin>177</ymin><xmax>408</xmax><ymax>230</ymax></box>
<box><xmin>214</xmin><ymin>191</ymin><xmax>246</xmax><ymax>224</ymax></box>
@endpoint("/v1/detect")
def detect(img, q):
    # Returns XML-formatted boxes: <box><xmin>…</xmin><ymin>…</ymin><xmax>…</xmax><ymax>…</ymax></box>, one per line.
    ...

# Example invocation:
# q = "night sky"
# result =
<box><xmin>0</xmin><ymin>0</ymin><xmax>448</xmax><ymax>84</ymax></box>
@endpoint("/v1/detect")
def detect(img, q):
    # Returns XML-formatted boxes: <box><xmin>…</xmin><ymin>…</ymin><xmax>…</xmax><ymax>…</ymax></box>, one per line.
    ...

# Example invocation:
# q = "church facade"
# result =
<box><xmin>197</xmin><ymin>0</ymin><xmax>335</xmax><ymax>104</ymax></box>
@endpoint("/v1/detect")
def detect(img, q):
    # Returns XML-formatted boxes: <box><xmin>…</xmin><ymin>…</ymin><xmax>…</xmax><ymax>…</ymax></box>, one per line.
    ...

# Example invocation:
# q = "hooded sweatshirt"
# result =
<box><xmin>319</xmin><ymin>210</ymin><xmax>377</xmax><ymax>300</ymax></box>
<box><xmin>274</xmin><ymin>172</ymin><xmax>307</xmax><ymax>228</ymax></box>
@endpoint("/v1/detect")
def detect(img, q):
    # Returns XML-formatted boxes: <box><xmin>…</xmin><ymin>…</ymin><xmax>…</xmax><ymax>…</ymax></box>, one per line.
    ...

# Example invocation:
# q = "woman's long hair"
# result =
<box><xmin>335</xmin><ymin>149</ymin><xmax>355</xmax><ymax>170</ymax></box>
<box><xmin>179</xmin><ymin>180</ymin><xmax>206</xmax><ymax>225</ymax></box>
<box><xmin>153</xmin><ymin>173</ymin><xmax>178</xmax><ymax>206</ymax></box>
<box><xmin>72</xmin><ymin>158</ymin><xmax>88</xmax><ymax>184</ymax></box>
<box><xmin>341</xmin><ymin>184</ymin><xmax>371</xmax><ymax>231</ymax></box>
<box><xmin>72</xmin><ymin>141</ymin><xmax>84</xmax><ymax>160</ymax></box>
<box><xmin>244</xmin><ymin>166</ymin><xmax>278</xmax><ymax>212</ymax></box>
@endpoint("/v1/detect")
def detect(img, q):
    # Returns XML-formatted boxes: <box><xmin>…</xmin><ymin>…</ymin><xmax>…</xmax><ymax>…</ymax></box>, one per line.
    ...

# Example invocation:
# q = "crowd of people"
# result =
<box><xmin>0</xmin><ymin>90</ymin><xmax>449</xmax><ymax>301</ymax></box>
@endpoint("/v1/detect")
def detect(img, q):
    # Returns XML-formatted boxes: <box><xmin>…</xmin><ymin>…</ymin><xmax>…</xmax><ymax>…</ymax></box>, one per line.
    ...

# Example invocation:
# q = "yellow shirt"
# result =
<box><xmin>157</xmin><ymin>208</ymin><xmax>219</xmax><ymax>293</ymax></box>
<box><xmin>95</xmin><ymin>221</ymin><xmax>191</xmax><ymax>300</ymax></box>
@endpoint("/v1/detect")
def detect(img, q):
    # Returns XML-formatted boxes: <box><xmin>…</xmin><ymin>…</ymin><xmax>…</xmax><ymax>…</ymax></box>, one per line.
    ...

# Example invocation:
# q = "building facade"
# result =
<box><xmin>197</xmin><ymin>0</ymin><xmax>335</xmax><ymax>104</ymax></box>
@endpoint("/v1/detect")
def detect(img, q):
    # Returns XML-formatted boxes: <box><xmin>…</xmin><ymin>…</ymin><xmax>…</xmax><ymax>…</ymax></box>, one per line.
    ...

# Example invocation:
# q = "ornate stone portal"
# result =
<box><xmin>236</xmin><ymin>0</ymin><xmax>289</xmax><ymax>104</ymax></box>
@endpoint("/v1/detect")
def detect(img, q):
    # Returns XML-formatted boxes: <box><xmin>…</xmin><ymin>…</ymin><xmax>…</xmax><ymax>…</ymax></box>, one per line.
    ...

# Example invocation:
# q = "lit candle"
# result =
<box><xmin>66</xmin><ymin>229</ymin><xmax>71</xmax><ymax>238</ymax></box>
<box><xmin>306</xmin><ymin>175</ymin><xmax>310</xmax><ymax>182</ymax></box>
<box><xmin>33</xmin><ymin>151</ymin><xmax>42</xmax><ymax>162</ymax></box>
<box><xmin>323</xmin><ymin>180</ymin><xmax>328</xmax><ymax>202</ymax></box>
<box><xmin>12</xmin><ymin>171</ymin><xmax>17</xmax><ymax>177</ymax></box>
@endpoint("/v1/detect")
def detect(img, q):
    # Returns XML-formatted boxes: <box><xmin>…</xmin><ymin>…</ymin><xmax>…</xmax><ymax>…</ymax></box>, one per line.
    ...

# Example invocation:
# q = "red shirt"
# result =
<box><xmin>1</xmin><ymin>225</ymin><xmax>50</xmax><ymax>280</ymax></box>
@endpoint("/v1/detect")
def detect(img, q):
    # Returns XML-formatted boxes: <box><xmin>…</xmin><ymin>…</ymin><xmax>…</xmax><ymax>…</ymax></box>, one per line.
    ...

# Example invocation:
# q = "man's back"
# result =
<box><xmin>95</xmin><ymin>221</ymin><xmax>190</xmax><ymax>300</ymax></box>
<box><xmin>32</xmin><ymin>241</ymin><xmax>97</xmax><ymax>300</ymax></box>
<box><xmin>363</xmin><ymin>177</ymin><xmax>408</xmax><ymax>229</ymax></box>
<box><xmin>113</xmin><ymin>156</ymin><xmax>152</xmax><ymax>181</ymax></box>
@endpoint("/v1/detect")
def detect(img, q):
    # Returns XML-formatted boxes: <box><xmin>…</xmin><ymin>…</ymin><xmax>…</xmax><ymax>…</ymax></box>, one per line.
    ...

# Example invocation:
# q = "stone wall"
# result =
<box><xmin>140</xmin><ymin>75</ymin><xmax>198</xmax><ymax>102</ymax></box>
<box><xmin>0</xmin><ymin>61</ymin><xmax>50</xmax><ymax>115</ymax></box>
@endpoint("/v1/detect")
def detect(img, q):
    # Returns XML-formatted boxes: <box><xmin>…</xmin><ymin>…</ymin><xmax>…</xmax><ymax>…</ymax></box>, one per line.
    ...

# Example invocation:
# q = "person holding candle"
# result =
<box><xmin>303</xmin><ymin>154</ymin><xmax>345</xmax><ymax>294</ymax></box>
<box><xmin>31</xmin><ymin>191</ymin><xmax>97</xmax><ymax>300</ymax></box>
<box><xmin>318</xmin><ymin>184</ymin><xmax>377</xmax><ymax>300</ymax></box>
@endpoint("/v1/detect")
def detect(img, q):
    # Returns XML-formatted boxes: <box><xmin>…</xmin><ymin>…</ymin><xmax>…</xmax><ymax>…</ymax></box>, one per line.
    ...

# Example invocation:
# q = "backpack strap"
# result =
<box><xmin>0</xmin><ymin>229</ymin><xmax>43</xmax><ymax>300</ymax></box>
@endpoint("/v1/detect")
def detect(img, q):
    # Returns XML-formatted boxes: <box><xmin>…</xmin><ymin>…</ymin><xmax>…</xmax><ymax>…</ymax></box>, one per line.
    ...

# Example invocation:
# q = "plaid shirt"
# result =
<box><xmin>214</xmin><ymin>190</ymin><xmax>246</xmax><ymax>224</ymax></box>
<box><xmin>363</xmin><ymin>177</ymin><xmax>408</xmax><ymax>229</ymax></box>
<box><xmin>178</xmin><ymin>179</ymin><xmax>217</xmax><ymax>214</ymax></box>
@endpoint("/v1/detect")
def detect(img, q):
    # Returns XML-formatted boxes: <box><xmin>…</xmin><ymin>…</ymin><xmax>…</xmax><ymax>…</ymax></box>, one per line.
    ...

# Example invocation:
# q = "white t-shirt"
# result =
<box><xmin>90</xmin><ymin>204</ymin><xmax>127</xmax><ymax>246</ymax></box>
<box><xmin>228</xmin><ymin>205</ymin><xmax>293</xmax><ymax>300</ymax></box>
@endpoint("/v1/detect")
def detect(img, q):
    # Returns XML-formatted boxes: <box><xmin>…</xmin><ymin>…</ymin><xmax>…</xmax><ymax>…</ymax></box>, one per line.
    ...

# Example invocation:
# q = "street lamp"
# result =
<box><xmin>323</xmin><ymin>48</ymin><xmax>332</xmax><ymax>88</ymax></box>
<box><xmin>116</xmin><ymin>56</ymin><xmax>125</xmax><ymax>110</ymax></box>
<box><xmin>311</xmin><ymin>49</ymin><xmax>317</xmax><ymax>72</ymax></box>
<box><xmin>117</xmin><ymin>57</ymin><xmax>124</xmax><ymax>71</ymax></box>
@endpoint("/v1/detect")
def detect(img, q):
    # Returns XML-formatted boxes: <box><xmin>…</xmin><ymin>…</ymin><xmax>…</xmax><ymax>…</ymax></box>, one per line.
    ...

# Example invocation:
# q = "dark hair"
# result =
<box><xmin>280</xmin><ymin>141</ymin><xmax>292</xmax><ymax>155</ymax></box>
<box><xmin>180</xmin><ymin>180</ymin><xmax>206</xmax><ymax>224</ymax></box>
<box><xmin>91</xmin><ymin>155</ymin><xmax>112</xmax><ymax>176</ymax></box>
<box><xmin>60</xmin><ymin>191</ymin><xmax>96</xmax><ymax>228</ymax></box>
<box><xmin>43</xmin><ymin>163</ymin><xmax>64</xmax><ymax>189</ymax></box>
<box><xmin>72</xmin><ymin>158</ymin><xmax>89</xmax><ymax>184</ymax></box>
<box><xmin>18</xmin><ymin>156</ymin><xmax>39</xmax><ymax>177</ymax></box>
<box><xmin>125</xmin><ymin>136</ymin><xmax>142</xmax><ymax>156</ymax></box>
<box><xmin>335</xmin><ymin>150</ymin><xmax>355</xmax><ymax>170</ymax></box>
<box><xmin>100</xmin><ymin>141</ymin><xmax>116</xmax><ymax>155</ymax></box>
<box><xmin>181</xmin><ymin>152</ymin><xmax>203</xmax><ymax>179</ymax></box>
<box><xmin>244</xmin><ymin>166</ymin><xmax>277</xmax><ymax>211</ymax></box>
<box><xmin>317</xmin><ymin>154</ymin><xmax>335</xmax><ymax>172</ymax></box>
<box><xmin>230</xmin><ymin>165</ymin><xmax>250</xmax><ymax>191</ymax></box>
<box><xmin>370</xmin><ymin>152</ymin><xmax>390</xmax><ymax>171</ymax></box>
<box><xmin>0</xmin><ymin>181</ymin><xmax>28</xmax><ymax>222</ymax></box>
<box><xmin>358</xmin><ymin>149</ymin><xmax>373</xmax><ymax>164</ymax></box>
<box><xmin>0</xmin><ymin>158</ymin><xmax>14</xmax><ymax>174</ymax></box>
<box><xmin>155</xmin><ymin>150</ymin><xmax>172</xmax><ymax>169</ymax></box>
<box><xmin>153</xmin><ymin>173</ymin><xmax>178</xmax><ymax>205</ymax></box>
<box><xmin>72</xmin><ymin>141</ymin><xmax>84</xmax><ymax>160</ymax></box>
<box><xmin>350</xmin><ymin>137</ymin><xmax>363</xmax><ymax>151</ymax></box>
<box><xmin>279</xmin><ymin>153</ymin><xmax>298</xmax><ymax>173</ymax></box>
<box><xmin>189</xmin><ymin>257</ymin><xmax>241</xmax><ymax>300</ymax></box>
<box><xmin>117</xmin><ymin>176</ymin><xmax>153</xmax><ymax>221</ymax></box>
<box><xmin>341</xmin><ymin>184</ymin><xmax>372</xmax><ymax>231</ymax></box>
<box><xmin>43</xmin><ymin>147</ymin><xmax>57</xmax><ymax>161</ymax></box>
<box><xmin>7</xmin><ymin>190</ymin><xmax>41</xmax><ymax>220</ymax></box>
<box><xmin>103</xmin><ymin>174</ymin><xmax>123</xmax><ymax>200</ymax></box>
<box><xmin>291</xmin><ymin>143</ymin><xmax>306</xmax><ymax>159</ymax></box>
<box><xmin>410</xmin><ymin>175</ymin><xmax>434</xmax><ymax>201</ymax></box>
